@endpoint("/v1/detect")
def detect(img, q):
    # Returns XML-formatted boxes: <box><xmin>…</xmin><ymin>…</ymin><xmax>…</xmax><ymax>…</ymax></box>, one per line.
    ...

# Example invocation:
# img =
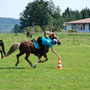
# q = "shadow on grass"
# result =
<box><xmin>0</xmin><ymin>67</ymin><xmax>30</xmax><ymax>69</ymax></box>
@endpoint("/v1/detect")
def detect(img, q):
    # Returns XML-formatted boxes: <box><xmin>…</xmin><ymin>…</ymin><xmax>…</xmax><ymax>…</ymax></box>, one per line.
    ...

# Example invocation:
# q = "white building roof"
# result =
<box><xmin>65</xmin><ymin>18</ymin><xmax>90</xmax><ymax>24</ymax></box>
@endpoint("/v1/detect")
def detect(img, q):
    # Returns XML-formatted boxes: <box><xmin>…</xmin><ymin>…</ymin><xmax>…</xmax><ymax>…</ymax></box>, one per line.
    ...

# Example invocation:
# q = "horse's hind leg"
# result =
<box><xmin>1</xmin><ymin>41</ymin><xmax>6</xmax><ymax>55</ymax></box>
<box><xmin>0</xmin><ymin>50</ymin><xmax>3</xmax><ymax>59</ymax></box>
<box><xmin>15</xmin><ymin>52</ymin><xmax>24</xmax><ymax>66</ymax></box>
<box><xmin>25</xmin><ymin>53</ymin><xmax>33</xmax><ymax>67</ymax></box>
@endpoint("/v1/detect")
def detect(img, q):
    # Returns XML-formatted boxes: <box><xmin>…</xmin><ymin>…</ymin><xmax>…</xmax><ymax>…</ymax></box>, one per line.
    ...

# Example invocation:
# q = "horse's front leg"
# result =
<box><xmin>39</xmin><ymin>54</ymin><xmax>48</xmax><ymax>63</ymax></box>
<box><xmin>33</xmin><ymin>54</ymin><xmax>48</xmax><ymax>68</ymax></box>
<box><xmin>33</xmin><ymin>56</ymin><xmax>42</xmax><ymax>68</ymax></box>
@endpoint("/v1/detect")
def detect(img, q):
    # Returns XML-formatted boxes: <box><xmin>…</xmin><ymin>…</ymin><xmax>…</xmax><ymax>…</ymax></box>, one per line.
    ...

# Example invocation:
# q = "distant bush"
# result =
<box><xmin>68</xmin><ymin>29</ymin><xmax>76</xmax><ymax>33</ymax></box>
<box><xmin>35</xmin><ymin>25</ymin><xmax>42</xmax><ymax>33</ymax></box>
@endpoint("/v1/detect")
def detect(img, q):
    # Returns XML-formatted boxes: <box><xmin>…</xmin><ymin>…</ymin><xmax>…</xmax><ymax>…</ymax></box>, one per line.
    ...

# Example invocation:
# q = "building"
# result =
<box><xmin>64</xmin><ymin>18</ymin><xmax>90</xmax><ymax>32</ymax></box>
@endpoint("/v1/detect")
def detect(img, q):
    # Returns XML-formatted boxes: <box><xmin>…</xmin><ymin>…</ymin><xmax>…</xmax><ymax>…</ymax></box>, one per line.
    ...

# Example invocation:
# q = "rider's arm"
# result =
<box><xmin>51</xmin><ymin>48</ymin><xmax>60</xmax><ymax>57</ymax></box>
<box><xmin>45</xmin><ymin>35</ymin><xmax>49</xmax><ymax>38</ymax></box>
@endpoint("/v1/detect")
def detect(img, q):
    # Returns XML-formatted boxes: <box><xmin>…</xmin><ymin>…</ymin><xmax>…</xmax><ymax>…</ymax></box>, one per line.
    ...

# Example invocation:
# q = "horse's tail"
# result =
<box><xmin>0</xmin><ymin>40</ymin><xmax>6</xmax><ymax>55</ymax></box>
<box><xmin>5</xmin><ymin>42</ymin><xmax>20</xmax><ymax>57</ymax></box>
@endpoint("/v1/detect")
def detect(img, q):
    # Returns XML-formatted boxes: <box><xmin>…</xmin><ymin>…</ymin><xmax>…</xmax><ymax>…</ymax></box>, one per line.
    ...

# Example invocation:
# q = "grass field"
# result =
<box><xmin>0</xmin><ymin>33</ymin><xmax>90</xmax><ymax>90</ymax></box>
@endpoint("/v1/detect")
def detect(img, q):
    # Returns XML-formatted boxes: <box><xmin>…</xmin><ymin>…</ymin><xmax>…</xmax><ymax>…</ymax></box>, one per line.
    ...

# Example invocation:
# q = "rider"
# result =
<box><xmin>37</xmin><ymin>36</ymin><xmax>61</xmax><ymax>58</ymax></box>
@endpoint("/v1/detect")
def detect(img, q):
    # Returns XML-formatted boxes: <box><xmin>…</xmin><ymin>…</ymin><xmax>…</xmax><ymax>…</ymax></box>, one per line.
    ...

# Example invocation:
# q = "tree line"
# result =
<box><xmin>0</xmin><ymin>17</ymin><xmax>19</xmax><ymax>33</ymax></box>
<box><xmin>13</xmin><ymin>0</ymin><xmax>90</xmax><ymax>33</ymax></box>
<box><xmin>62</xmin><ymin>7</ymin><xmax>90</xmax><ymax>22</ymax></box>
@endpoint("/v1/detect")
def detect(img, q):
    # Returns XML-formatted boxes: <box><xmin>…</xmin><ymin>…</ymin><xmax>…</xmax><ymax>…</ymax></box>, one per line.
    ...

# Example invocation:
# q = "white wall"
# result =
<box><xmin>66</xmin><ymin>24</ymin><xmax>72</xmax><ymax>32</ymax></box>
<box><xmin>66</xmin><ymin>24</ymin><xmax>90</xmax><ymax>33</ymax></box>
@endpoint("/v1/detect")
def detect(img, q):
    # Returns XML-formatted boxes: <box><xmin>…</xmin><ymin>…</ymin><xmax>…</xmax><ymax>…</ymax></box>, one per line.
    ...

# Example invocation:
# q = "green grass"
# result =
<box><xmin>0</xmin><ymin>33</ymin><xmax>90</xmax><ymax>90</ymax></box>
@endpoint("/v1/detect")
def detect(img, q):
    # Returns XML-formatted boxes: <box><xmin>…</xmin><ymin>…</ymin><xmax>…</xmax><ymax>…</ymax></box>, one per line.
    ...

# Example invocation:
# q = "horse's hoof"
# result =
<box><xmin>33</xmin><ymin>66</ymin><xmax>36</xmax><ymax>68</ymax></box>
<box><xmin>33</xmin><ymin>65</ymin><xmax>37</xmax><ymax>68</ymax></box>
<box><xmin>15</xmin><ymin>64</ymin><xmax>17</xmax><ymax>66</ymax></box>
<box><xmin>31</xmin><ymin>65</ymin><xmax>33</xmax><ymax>67</ymax></box>
<box><xmin>39</xmin><ymin>60</ymin><xmax>44</xmax><ymax>63</ymax></box>
<box><xmin>1</xmin><ymin>57</ymin><xmax>3</xmax><ymax>59</ymax></box>
<box><xmin>38</xmin><ymin>60</ymin><xmax>42</xmax><ymax>63</ymax></box>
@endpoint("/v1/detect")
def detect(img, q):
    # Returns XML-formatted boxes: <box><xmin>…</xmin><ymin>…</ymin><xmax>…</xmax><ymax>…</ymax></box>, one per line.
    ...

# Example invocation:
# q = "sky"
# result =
<box><xmin>0</xmin><ymin>0</ymin><xmax>90</xmax><ymax>19</ymax></box>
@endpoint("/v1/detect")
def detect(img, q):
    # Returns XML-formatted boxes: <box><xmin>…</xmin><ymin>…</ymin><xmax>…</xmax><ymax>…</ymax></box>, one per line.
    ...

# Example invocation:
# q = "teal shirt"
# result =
<box><xmin>42</xmin><ymin>37</ymin><xmax>53</xmax><ymax>48</ymax></box>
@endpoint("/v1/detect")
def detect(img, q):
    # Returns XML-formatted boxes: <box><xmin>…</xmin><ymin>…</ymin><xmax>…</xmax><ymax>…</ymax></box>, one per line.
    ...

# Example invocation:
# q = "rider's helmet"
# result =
<box><xmin>52</xmin><ymin>39</ymin><xmax>58</xmax><ymax>45</ymax></box>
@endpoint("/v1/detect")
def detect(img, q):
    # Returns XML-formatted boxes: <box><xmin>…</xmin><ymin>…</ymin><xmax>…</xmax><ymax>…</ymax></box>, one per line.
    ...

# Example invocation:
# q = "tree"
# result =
<box><xmin>20</xmin><ymin>0</ymin><xmax>63</xmax><ymax>32</ymax></box>
<box><xmin>52</xmin><ymin>6</ymin><xmax>63</xmax><ymax>30</ymax></box>
<box><xmin>13</xmin><ymin>24</ymin><xmax>20</xmax><ymax>33</ymax></box>
<box><xmin>62</xmin><ymin>7</ymin><xmax>90</xmax><ymax>23</ymax></box>
<box><xmin>20</xmin><ymin>0</ymin><xmax>49</xmax><ymax>29</ymax></box>
<box><xmin>26</xmin><ymin>26</ymin><xmax>32</xmax><ymax>32</ymax></box>
<box><xmin>80</xmin><ymin>7</ymin><xmax>90</xmax><ymax>19</ymax></box>
<box><xmin>35</xmin><ymin>25</ymin><xmax>42</xmax><ymax>32</ymax></box>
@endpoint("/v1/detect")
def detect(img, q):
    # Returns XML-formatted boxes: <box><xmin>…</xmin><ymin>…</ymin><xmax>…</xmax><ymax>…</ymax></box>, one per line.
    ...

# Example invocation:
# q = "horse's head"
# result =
<box><xmin>48</xmin><ymin>33</ymin><xmax>61</xmax><ymax>45</ymax></box>
<box><xmin>48</xmin><ymin>33</ymin><xmax>56</xmax><ymax>39</ymax></box>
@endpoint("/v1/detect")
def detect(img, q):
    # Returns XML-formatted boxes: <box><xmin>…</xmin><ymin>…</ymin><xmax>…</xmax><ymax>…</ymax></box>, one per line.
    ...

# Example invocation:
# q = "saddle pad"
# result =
<box><xmin>33</xmin><ymin>40</ymin><xmax>39</xmax><ymax>49</ymax></box>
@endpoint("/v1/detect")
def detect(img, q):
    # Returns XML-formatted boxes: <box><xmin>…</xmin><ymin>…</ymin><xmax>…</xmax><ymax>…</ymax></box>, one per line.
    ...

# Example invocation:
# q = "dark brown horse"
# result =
<box><xmin>0</xmin><ymin>40</ymin><xmax>6</xmax><ymax>58</ymax></box>
<box><xmin>5</xmin><ymin>33</ymin><xmax>61</xmax><ymax>68</ymax></box>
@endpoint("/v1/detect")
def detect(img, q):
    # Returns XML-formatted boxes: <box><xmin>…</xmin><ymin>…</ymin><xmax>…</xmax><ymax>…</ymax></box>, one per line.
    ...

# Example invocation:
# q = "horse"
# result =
<box><xmin>44</xmin><ymin>31</ymin><xmax>57</xmax><ymax>37</ymax></box>
<box><xmin>0</xmin><ymin>40</ymin><xmax>6</xmax><ymax>58</ymax></box>
<box><xmin>5</xmin><ymin>33</ymin><xmax>61</xmax><ymax>68</ymax></box>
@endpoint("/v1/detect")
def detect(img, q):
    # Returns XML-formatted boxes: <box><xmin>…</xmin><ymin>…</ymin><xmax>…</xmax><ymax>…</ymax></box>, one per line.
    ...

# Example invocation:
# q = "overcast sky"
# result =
<box><xmin>0</xmin><ymin>0</ymin><xmax>90</xmax><ymax>19</ymax></box>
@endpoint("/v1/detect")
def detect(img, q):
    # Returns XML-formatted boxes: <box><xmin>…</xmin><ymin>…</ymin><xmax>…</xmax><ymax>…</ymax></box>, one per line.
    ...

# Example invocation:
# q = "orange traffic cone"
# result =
<box><xmin>57</xmin><ymin>57</ymin><xmax>62</xmax><ymax>69</ymax></box>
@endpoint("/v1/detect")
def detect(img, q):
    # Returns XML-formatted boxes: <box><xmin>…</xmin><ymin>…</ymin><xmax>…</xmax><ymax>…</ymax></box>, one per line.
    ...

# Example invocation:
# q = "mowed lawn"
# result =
<box><xmin>0</xmin><ymin>33</ymin><xmax>90</xmax><ymax>90</ymax></box>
